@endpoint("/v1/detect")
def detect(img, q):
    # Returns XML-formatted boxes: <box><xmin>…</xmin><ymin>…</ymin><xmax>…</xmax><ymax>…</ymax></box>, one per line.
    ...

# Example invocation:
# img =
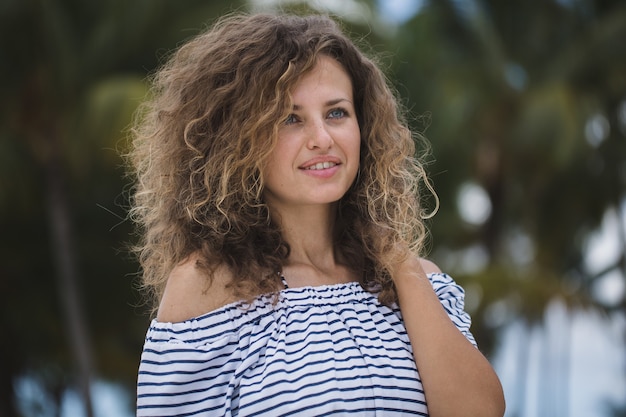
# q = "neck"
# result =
<box><xmin>274</xmin><ymin>203</ymin><xmax>337</xmax><ymax>265</ymax></box>
<box><xmin>270</xmin><ymin>203</ymin><xmax>358</xmax><ymax>287</ymax></box>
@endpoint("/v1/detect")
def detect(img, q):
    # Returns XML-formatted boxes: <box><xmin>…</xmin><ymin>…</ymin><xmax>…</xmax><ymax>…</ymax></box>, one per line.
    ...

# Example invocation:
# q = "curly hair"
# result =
<box><xmin>128</xmin><ymin>13</ymin><xmax>433</xmax><ymax>312</ymax></box>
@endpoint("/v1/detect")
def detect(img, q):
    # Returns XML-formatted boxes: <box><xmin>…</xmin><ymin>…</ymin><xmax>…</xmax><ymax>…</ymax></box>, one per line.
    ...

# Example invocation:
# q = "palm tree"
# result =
<box><xmin>0</xmin><ymin>0</ymin><xmax>245</xmax><ymax>414</ymax></box>
<box><xmin>388</xmin><ymin>0</ymin><xmax>626</xmax><ymax>414</ymax></box>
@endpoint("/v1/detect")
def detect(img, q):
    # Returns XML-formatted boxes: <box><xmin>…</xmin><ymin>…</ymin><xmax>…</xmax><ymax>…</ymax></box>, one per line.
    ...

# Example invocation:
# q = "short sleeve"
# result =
<box><xmin>137</xmin><ymin>325</ymin><xmax>243</xmax><ymax>416</ymax></box>
<box><xmin>427</xmin><ymin>272</ymin><xmax>477</xmax><ymax>347</ymax></box>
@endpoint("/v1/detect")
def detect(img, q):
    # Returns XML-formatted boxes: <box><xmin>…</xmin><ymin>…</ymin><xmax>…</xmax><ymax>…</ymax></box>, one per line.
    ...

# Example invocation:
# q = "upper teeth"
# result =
<box><xmin>306</xmin><ymin>162</ymin><xmax>336</xmax><ymax>170</ymax></box>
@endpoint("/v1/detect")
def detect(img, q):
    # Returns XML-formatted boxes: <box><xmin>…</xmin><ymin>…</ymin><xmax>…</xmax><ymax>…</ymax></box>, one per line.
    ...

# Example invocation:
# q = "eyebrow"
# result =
<box><xmin>291</xmin><ymin>98</ymin><xmax>353</xmax><ymax>110</ymax></box>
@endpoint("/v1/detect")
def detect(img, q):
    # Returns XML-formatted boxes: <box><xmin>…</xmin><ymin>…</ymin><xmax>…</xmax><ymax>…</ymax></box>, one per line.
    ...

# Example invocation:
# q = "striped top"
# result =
<box><xmin>137</xmin><ymin>272</ymin><xmax>476</xmax><ymax>416</ymax></box>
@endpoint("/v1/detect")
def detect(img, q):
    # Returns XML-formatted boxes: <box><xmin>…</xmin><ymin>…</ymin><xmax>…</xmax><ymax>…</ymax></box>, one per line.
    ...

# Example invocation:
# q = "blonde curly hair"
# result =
<box><xmin>128</xmin><ymin>13</ymin><xmax>433</xmax><ymax>311</ymax></box>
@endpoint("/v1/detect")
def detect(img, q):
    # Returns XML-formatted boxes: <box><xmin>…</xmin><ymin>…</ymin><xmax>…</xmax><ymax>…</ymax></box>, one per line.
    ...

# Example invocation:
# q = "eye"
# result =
<box><xmin>284</xmin><ymin>114</ymin><xmax>299</xmax><ymax>125</ymax></box>
<box><xmin>328</xmin><ymin>108</ymin><xmax>348</xmax><ymax>119</ymax></box>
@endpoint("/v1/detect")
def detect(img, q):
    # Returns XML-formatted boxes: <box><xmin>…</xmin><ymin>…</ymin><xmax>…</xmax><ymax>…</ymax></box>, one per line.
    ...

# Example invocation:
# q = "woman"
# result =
<box><xmin>130</xmin><ymin>13</ymin><xmax>505</xmax><ymax>417</ymax></box>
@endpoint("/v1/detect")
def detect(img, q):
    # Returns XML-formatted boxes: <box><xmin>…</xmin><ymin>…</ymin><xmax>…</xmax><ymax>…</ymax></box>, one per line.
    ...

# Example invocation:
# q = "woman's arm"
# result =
<box><xmin>392</xmin><ymin>257</ymin><xmax>505</xmax><ymax>417</ymax></box>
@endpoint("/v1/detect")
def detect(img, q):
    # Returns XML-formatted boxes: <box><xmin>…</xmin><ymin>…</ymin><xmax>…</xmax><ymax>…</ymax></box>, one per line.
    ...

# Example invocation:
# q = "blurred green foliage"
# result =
<box><xmin>1</xmin><ymin>0</ymin><xmax>625</xmax><ymax>415</ymax></box>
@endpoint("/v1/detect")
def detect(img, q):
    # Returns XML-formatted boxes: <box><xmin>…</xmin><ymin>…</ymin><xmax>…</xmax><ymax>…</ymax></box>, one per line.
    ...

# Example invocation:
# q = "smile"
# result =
<box><xmin>304</xmin><ymin>162</ymin><xmax>338</xmax><ymax>170</ymax></box>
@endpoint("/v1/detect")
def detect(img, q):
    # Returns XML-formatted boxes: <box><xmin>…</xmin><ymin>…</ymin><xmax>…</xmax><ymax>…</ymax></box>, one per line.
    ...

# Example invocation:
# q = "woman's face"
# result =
<box><xmin>262</xmin><ymin>56</ymin><xmax>361</xmax><ymax>213</ymax></box>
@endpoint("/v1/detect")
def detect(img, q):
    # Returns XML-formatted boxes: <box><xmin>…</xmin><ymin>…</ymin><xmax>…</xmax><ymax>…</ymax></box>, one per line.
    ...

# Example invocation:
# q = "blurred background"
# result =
<box><xmin>1</xmin><ymin>0</ymin><xmax>625</xmax><ymax>416</ymax></box>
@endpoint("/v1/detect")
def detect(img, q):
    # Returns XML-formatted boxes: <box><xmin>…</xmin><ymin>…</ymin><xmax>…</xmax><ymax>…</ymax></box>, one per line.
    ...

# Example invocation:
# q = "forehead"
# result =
<box><xmin>290</xmin><ymin>56</ymin><xmax>353</xmax><ymax>100</ymax></box>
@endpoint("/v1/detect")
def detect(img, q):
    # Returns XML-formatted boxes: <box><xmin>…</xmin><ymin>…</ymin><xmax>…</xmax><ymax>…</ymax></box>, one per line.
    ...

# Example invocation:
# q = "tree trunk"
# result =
<box><xmin>44</xmin><ymin>149</ymin><xmax>95</xmax><ymax>417</ymax></box>
<box><xmin>0</xmin><ymin>353</ymin><xmax>18</xmax><ymax>417</ymax></box>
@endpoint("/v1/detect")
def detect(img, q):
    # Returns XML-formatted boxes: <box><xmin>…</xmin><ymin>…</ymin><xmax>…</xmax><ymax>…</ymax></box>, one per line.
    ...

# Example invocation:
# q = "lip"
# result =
<box><xmin>298</xmin><ymin>156</ymin><xmax>343</xmax><ymax>179</ymax></box>
<box><xmin>298</xmin><ymin>156</ymin><xmax>342</xmax><ymax>170</ymax></box>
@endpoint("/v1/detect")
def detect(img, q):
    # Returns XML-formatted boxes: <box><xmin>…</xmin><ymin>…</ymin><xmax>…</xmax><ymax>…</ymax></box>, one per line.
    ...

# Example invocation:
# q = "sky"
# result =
<box><xmin>378</xmin><ymin>0</ymin><xmax>424</xmax><ymax>23</ymax></box>
<box><xmin>494</xmin><ymin>305</ymin><xmax>626</xmax><ymax>416</ymax></box>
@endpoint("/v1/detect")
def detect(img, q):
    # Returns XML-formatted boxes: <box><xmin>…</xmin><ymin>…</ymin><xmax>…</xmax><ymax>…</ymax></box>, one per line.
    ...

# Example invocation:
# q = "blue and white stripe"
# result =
<box><xmin>137</xmin><ymin>272</ymin><xmax>475</xmax><ymax>416</ymax></box>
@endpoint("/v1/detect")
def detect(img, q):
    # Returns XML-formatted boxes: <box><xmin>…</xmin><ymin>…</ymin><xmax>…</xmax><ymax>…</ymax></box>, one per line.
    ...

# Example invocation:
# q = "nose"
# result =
<box><xmin>306</xmin><ymin>119</ymin><xmax>333</xmax><ymax>150</ymax></box>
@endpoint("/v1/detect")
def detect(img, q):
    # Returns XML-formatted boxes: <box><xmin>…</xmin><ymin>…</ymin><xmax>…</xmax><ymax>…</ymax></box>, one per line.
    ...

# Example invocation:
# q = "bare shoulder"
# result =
<box><xmin>419</xmin><ymin>258</ymin><xmax>442</xmax><ymax>275</ymax></box>
<box><xmin>156</xmin><ymin>254</ymin><xmax>237</xmax><ymax>323</ymax></box>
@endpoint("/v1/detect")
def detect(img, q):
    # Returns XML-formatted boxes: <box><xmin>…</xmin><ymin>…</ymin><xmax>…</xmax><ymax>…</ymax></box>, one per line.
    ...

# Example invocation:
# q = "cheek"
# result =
<box><xmin>269</xmin><ymin>137</ymin><xmax>296</xmax><ymax>163</ymax></box>
<box><xmin>347</xmin><ymin>139</ymin><xmax>361</xmax><ymax>180</ymax></box>
<box><xmin>352</xmin><ymin>134</ymin><xmax>362</xmax><ymax>163</ymax></box>
<box><xmin>264</xmin><ymin>143</ymin><xmax>292</xmax><ymax>182</ymax></box>
<box><xmin>263</xmin><ymin>161</ymin><xmax>282</xmax><ymax>190</ymax></box>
